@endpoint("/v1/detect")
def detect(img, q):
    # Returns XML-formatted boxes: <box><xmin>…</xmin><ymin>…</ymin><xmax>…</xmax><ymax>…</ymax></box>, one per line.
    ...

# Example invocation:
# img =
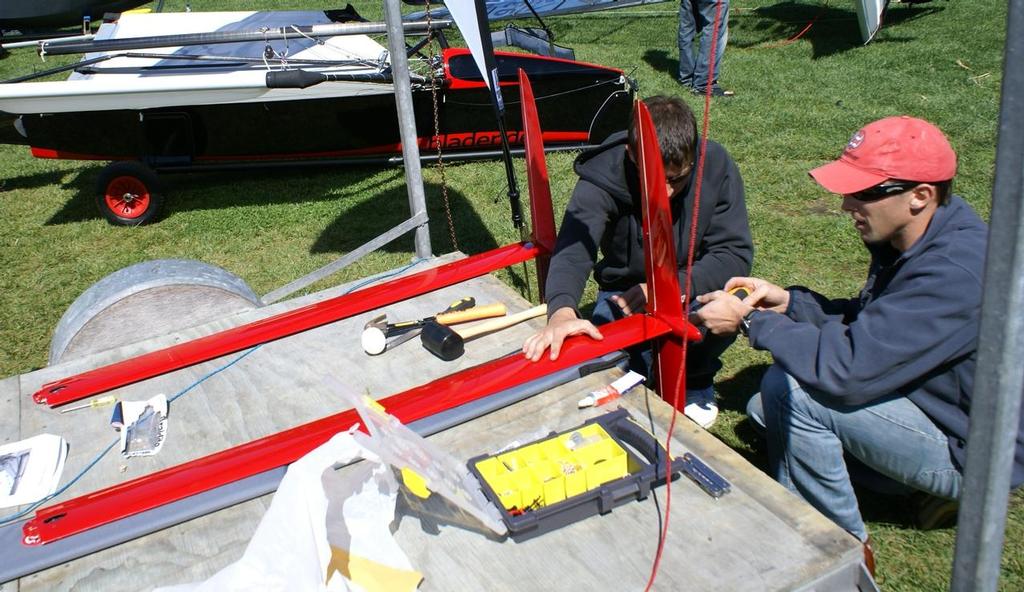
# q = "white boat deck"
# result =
<box><xmin>0</xmin><ymin>10</ymin><xmax>395</xmax><ymax>115</ymax></box>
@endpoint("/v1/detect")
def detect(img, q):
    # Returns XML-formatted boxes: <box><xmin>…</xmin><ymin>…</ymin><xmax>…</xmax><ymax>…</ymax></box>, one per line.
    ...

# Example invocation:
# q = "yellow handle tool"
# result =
<box><xmin>59</xmin><ymin>395</ymin><xmax>116</xmax><ymax>414</ymax></box>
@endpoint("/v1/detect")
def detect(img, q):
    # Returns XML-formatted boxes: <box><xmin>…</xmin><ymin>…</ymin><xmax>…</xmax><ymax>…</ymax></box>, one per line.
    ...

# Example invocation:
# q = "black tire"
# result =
<box><xmin>95</xmin><ymin>161</ymin><xmax>164</xmax><ymax>226</ymax></box>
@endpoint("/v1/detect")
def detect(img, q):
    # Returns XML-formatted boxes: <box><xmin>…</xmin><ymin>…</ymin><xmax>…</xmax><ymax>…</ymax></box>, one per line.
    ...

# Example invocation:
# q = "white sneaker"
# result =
<box><xmin>684</xmin><ymin>386</ymin><xmax>719</xmax><ymax>429</ymax></box>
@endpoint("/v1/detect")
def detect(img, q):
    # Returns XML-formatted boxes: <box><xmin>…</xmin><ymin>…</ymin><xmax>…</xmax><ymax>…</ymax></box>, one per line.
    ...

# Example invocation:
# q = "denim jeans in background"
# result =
<box><xmin>678</xmin><ymin>0</ymin><xmax>730</xmax><ymax>90</ymax></box>
<box><xmin>591</xmin><ymin>290</ymin><xmax>734</xmax><ymax>391</ymax></box>
<box><xmin>747</xmin><ymin>365</ymin><xmax>962</xmax><ymax>541</ymax></box>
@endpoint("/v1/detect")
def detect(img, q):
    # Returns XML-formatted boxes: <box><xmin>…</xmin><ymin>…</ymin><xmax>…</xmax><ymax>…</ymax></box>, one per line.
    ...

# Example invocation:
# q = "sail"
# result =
<box><xmin>411</xmin><ymin>0</ymin><xmax>888</xmax><ymax>45</ymax></box>
<box><xmin>444</xmin><ymin>0</ymin><xmax>497</xmax><ymax>90</ymax></box>
<box><xmin>407</xmin><ymin>0</ymin><xmax>669</xmax><ymax>22</ymax></box>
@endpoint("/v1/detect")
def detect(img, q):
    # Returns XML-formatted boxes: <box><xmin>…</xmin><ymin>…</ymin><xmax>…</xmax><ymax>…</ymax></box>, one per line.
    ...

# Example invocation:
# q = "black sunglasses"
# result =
<box><xmin>847</xmin><ymin>181</ymin><xmax>920</xmax><ymax>202</ymax></box>
<box><xmin>666</xmin><ymin>163</ymin><xmax>694</xmax><ymax>185</ymax></box>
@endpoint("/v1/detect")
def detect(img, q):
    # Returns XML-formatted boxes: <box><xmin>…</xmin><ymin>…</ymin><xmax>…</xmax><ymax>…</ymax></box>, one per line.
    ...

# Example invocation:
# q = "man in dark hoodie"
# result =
<box><xmin>522</xmin><ymin>95</ymin><xmax>753</xmax><ymax>428</ymax></box>
<box><xmin>694</xmin><ymin>116</ymin><xmax>1024</xmax><ymax>572</ymax></box>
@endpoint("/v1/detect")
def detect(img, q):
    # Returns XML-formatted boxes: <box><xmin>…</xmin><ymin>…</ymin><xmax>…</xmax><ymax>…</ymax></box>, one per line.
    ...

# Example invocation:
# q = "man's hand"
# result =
<box><xmin>691</xmin><ymin>277</ymin><xmax>789</xmax><ymax>335</ymax></box>
<box><xmin>691</xmin><ymin>290</ymin><xmax>752</xmax><ymax>335</ymax></box>
<box><xmin>725</xmin><ymin>277</ymin><xmax>790</xmax><ymax>313</ymax></box>
<box><xmin>611</xmin><ymin>283</ymin><xmax>647</xmax><ymax>316</ymax></box>
<box><xmin>522</xmin><ymin>306</ymin><xmax>604</xmax><ymax>361</ymax></box>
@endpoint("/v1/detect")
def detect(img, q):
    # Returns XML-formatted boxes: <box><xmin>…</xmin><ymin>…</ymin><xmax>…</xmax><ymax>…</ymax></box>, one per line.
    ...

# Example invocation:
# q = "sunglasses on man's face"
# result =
<box><xmin>666</xmin><ymin>164</ymin><xmax>694</xmax><ymax>185</ymax></box>
<box><xmin>846</xmin><ymin>181</ymin><xmax>920</xmax><ymax>202</ymax></box>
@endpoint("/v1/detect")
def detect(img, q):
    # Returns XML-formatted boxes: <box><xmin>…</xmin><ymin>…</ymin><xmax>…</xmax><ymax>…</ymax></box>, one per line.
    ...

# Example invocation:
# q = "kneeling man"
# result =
<box><xmin>694</xmin><ymin>116</ymin><xmax>1024</xmax><ymax>561</ymax></box>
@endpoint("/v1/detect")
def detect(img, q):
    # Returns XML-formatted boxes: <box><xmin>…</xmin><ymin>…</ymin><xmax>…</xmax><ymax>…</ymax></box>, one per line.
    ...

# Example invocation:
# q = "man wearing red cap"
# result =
<box><xmin>692</xmin><ymin>116</ymin><xmax>1024</xmax><ymax>572</ymax></box>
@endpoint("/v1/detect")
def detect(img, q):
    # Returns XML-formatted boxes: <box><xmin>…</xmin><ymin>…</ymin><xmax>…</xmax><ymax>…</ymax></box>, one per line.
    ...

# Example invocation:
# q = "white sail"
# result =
<box><xmin>444</xmin><ymin>0</ymin><xmax>493</xmax><ymax>88</ymax></box>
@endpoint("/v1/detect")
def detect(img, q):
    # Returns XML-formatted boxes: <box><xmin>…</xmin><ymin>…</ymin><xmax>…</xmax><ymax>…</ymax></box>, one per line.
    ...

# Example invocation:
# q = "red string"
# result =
<box><xmin>643</xmin><ymin>0</ymin><xmax>725</xmax><ymax>589</ymax></box>
<box><xmin>758</xmin><ymin>2</ymin><xmax>828</xmax><ymax>48</ymax></box>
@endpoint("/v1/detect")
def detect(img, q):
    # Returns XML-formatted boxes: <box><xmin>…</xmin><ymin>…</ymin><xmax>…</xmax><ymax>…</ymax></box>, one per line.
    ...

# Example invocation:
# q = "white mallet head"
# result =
<box><xmin>361</xmin><ymin>326</ymin><xmax>387</xmax><ymax>355</ymax></box>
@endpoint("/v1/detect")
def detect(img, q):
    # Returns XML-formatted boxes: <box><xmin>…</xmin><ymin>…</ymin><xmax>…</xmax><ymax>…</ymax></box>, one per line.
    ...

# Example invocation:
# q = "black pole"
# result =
<box><xmin>521</xmin><ymin>0</ymin><xmax>556</xmax><ymax>43</ymax></box>
<box><xmin>2</xmin><ymin>54</ymin><xmax>114</xmax><ymax>83</ymax></box>
<box><xmin>472</xmin><ymin>0</ymin><xmax>525</xmax><ymax>237</ymax></box>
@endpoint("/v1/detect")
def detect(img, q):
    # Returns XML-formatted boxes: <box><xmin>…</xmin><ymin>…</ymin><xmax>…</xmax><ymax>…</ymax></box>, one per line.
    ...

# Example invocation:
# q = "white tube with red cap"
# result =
<box><xmin>577</xmin><ymin>371</ymin><xmax>646</xmax><ymax>408</ymax></box>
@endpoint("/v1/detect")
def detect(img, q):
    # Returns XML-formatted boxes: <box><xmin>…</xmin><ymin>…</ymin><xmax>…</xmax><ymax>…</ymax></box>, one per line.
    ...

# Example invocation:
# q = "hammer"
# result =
<box><xmin>421</xmin><ymin>304</ymin><xmax>547</xmax><ymax>361</ymax></box>
<box><xmin>362</xmin><ymin>302</ymin><xmax>508</xmax><ymax>355</ymax></box>
<box><xmin>363</xmin><ymin>296</ymin><xmax>477</xmax><ymax>355</ymax></box>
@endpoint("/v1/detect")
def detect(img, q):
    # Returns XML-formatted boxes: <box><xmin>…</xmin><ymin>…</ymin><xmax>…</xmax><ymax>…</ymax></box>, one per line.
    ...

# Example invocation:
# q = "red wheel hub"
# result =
<box><xmin>104</xmin><ymin>175</ymin><xmax>151</xmax><ymax>219</ymax></box>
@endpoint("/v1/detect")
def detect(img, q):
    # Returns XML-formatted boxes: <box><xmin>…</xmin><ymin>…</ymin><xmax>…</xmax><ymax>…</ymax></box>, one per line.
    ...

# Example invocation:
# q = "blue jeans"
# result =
<box><xmin>678</xmin><ymin>0</ymin><xmax>729</xmax><ymax>90</ymax></box>
<box><xmin>747</xmin><ymin>365</ymin><xmax>962</xmax><ymax>541</ymax></box>
<box><xmin>592</xmin><ymin>290</ymin><xmax>733</xmax><ymax>390</ymax></box>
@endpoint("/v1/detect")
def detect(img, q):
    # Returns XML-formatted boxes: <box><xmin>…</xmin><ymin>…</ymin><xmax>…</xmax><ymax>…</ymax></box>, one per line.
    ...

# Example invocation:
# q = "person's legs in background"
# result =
<box><xmin>677</xmin><ymin>0</ymin><xmax>699</xmax><ymax>88</ymax></box>
<box><xmin>691</xmin><ymin>0</ymin><xmax>731</xmax><ymax>96</ymax></box>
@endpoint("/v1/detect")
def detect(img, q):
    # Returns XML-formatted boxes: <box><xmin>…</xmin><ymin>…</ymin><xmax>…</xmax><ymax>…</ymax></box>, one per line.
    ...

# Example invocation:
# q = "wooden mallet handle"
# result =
<box><xmin>435</xmin><ymin>302</ymin><xmax>507</xmax><ymax>325</ymax></box>
<box><xmin>455</xmin><ymin>304</ymin><xmax>547</xmax><ymax>340</ymax></box>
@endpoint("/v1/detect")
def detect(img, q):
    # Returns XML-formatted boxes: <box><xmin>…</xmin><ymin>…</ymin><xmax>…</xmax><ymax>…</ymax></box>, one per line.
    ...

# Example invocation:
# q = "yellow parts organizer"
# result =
<box><xmin>474</xmin><ymin>424</ymin><xmax>629</xmax><ymax>512</ymax></box>
<box><xmin>467</xmin><ymin>409</ymin><xmax>684</xmax><ymax>541</ymax></box>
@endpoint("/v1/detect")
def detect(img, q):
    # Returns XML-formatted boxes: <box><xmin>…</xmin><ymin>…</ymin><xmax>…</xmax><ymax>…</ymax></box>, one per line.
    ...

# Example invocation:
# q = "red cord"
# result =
<box><xmin>758</xmin><ymin>2</ymin><xmax>828</xmax><ymax>48</ymax></box>
<box><xmin>643</xmin><ymin>1</ymin><xmax>725</xmax><ymax>589</ymax></box>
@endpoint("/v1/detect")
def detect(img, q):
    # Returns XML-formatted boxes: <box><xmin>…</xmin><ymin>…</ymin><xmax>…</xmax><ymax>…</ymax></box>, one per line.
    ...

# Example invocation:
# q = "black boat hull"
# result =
<box><xmin>16</xmin><ymin>49</ymin><xmax>634</xmax><ymax>168</ymax></box>
<box><xmin>1</xmin><ymin>1</ymin><xmax>149</xmax><ymax>30</ymax></box>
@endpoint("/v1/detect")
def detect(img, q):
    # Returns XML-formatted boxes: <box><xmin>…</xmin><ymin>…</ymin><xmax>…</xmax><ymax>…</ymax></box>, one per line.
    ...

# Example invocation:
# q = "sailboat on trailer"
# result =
<box><xmin>0</xmin><ymin>6</ymin><xmax>634</xmax><ymax>223</ymax></box>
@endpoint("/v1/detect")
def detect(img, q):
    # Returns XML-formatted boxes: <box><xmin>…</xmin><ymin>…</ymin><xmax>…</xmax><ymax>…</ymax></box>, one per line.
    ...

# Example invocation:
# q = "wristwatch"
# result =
<box><xmin>739</xmin><ymin>309</ymin><xmax>758</xmax><ymax>337</ymax></box>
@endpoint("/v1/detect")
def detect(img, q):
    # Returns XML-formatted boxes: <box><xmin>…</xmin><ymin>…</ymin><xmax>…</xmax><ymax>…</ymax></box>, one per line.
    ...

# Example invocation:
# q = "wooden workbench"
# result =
<box><xmin>390</xmin><ymin>374</ymin><xmax>870</xmax><ymax>591</ymax></box>
<box><xmin>0</xmin><ymin>262</ymin><xmax>869</xmax><ymax>591</ymax></box>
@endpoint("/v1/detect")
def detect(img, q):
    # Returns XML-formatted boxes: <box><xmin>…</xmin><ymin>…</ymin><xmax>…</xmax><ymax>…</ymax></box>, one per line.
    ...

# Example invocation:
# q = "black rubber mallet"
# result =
<box><xmin>361</xmin><ymin>301</ymin><xmax>507</xmax><ymax>355</ymax></box>
<box><xmin>421</xmin><ymin>304</ymin><xmax>547</xmax><ymax>361</ymax></box>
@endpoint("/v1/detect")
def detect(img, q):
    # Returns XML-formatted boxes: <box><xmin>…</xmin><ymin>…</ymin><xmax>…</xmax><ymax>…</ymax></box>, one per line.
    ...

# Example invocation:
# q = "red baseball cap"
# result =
<box><xmin>809</xmin><ymin>116</ymin><xmax>957</xmax><ymax>194</ymax></box>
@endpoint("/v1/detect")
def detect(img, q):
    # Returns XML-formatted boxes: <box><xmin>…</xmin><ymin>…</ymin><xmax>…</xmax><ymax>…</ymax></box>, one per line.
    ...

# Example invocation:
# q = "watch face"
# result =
<box><xmin>740</xmin><ymin>310</ymin><xmax>756</xmax><ymax>336</ymax></box>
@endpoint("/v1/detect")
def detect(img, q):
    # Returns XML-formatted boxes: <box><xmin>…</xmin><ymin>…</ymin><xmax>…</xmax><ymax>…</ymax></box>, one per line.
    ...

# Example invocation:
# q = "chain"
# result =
<box><xmin>424</xmin><ymin>0</ymin><xmax>459</xmax><ymax>252</ymax></box>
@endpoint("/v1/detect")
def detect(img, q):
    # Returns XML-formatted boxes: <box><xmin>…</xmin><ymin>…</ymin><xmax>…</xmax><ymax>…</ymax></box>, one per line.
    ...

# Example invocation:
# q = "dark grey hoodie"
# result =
<box><xmin>545</xmin><ymin>131</ymin><xmax>753</xmax><ymax>316</ymax></box>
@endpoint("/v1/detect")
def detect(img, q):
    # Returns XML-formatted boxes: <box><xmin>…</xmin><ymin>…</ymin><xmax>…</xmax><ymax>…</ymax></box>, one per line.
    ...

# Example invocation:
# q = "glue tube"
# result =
<box><xmin>577</xmin><ymin>371</ymin><xmax>645</xmax><ymax>408</ymax></box>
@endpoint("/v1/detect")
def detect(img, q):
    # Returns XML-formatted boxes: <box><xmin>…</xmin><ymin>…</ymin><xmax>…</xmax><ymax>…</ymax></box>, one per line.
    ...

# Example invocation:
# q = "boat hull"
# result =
<box><xmin>0</xmin><ymin>1</ymin><xmax>148</xmax><ymax>30</ymax></box>
<box><xmin>12</xmin><ymin>50</ymin><xmax>633</xmax><ymax>166</ymax></box>
<box><xmin>855</xmin><ymin>0</ymin><xmax>887</xmax><ymax>44</ymax></box>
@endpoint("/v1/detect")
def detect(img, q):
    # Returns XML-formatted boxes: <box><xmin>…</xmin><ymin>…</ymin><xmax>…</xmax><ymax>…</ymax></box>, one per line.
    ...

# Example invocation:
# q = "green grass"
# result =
<box><xmin>0</xmin><ymin>0</ymin><xmax>1020</xmax><ymax>588</ymax></box>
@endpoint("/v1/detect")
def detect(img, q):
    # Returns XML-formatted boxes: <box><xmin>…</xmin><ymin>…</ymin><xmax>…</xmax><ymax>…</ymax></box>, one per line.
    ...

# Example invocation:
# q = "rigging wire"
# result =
<box><xmin>644</xmin><ymin>0</ymin><xmax>727</xmax><ymax>589</ymax></box>
<box><xmin>444</xmin><ymin>75</ymin><xmax>623</xmax><ymax>107</ymax></box>
<box><xmin>289</xmin><ymin>24</ymin><xmax>324</xmax><ymax>46</ymax></box>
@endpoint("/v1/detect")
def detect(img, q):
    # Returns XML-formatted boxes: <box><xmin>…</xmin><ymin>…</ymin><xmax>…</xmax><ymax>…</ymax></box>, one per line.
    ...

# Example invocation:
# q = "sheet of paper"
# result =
<box><xmin>0</xmin><ymin>434</ymin><xmax>68</xmax><ymax>509</ymax></box>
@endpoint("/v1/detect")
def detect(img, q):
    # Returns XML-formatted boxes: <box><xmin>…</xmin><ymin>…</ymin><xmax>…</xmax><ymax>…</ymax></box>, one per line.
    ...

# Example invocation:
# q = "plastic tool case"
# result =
<box><xmin>468</xmin><ymin>408</ymin><xmax>684</xmax><ymax>541</ymax></box>
<box><xmin>344</xmin><ymin>385</ymin><xmax>683</xmax><ymax>542</ymax></box>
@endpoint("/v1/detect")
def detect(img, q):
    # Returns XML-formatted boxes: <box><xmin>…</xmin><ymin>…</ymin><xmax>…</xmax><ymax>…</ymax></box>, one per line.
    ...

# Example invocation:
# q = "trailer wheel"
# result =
<box><xmin>49</xmin><ymin>259</ymin><xmax>262</xmax><ymax>365</ymax></box>
<box><xmin>96</xmin><ymin>161</ymin><xmax>164</xmax><ymax>225</ymax></box>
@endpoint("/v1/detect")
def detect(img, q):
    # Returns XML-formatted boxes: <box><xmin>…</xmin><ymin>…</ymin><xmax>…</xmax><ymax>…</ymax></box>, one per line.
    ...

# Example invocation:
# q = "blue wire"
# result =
<box><xmin>0</xmin><ymin>257</ymin><xmax>427</xmax><ymax>526</ymax></box>
<box><xmin>339</xmin><ymin>257</ymin><xmax>426</xmax><ymax>296</ymax></box>
<box><xmin>167</xmin><ymin>345</ymin><xmax>262</xmax><ymax>404</ymax></box>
